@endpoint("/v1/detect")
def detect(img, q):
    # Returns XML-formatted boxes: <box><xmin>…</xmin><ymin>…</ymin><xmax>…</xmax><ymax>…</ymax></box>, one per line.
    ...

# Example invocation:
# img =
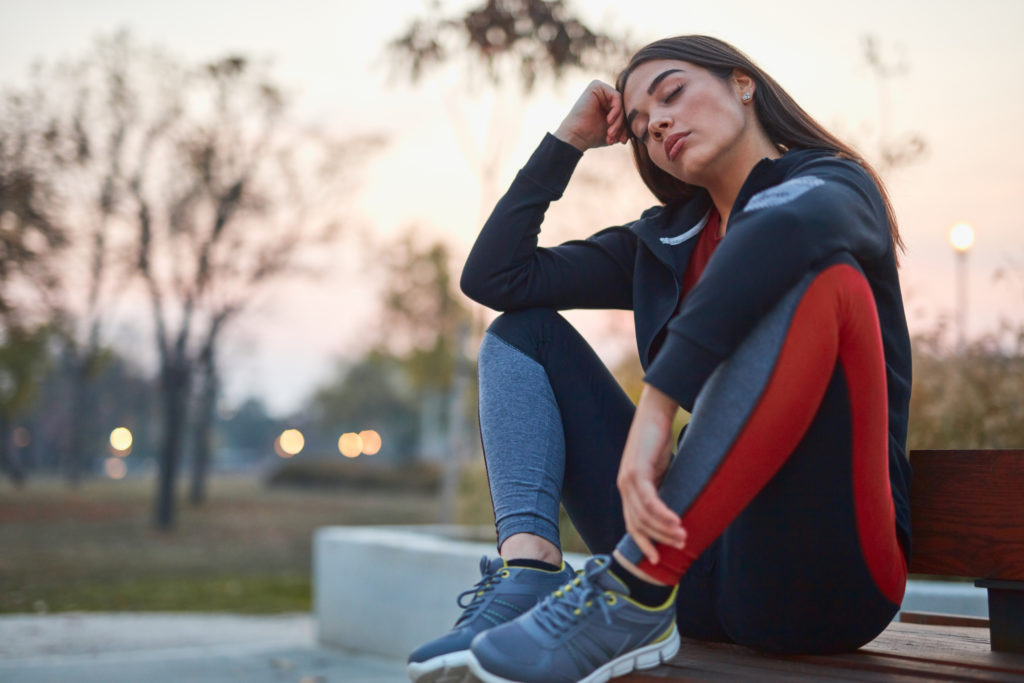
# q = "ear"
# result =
<box><xmin>731</xmin><ymin>69</ymin><xmax>755</xmax><ymax>100</ymax></box>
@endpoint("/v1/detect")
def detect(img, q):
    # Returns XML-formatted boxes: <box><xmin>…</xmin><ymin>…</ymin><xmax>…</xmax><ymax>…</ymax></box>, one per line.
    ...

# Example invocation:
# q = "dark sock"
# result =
<box><xmin>609</xmin><ymin>557</ymin><xmax>674</xmax><ymax>607</ymax></box>
<box><xmin>506</xmin><ymin>558</ymin><xmax>562</xmax><ymax>572</ymax></box>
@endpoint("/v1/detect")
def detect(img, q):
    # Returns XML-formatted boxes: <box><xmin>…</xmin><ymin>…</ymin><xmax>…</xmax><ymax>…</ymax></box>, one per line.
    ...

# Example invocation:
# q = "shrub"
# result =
<box><xmin>265</xmin><ymin>458</ymin><xmax>442</xmax><ymax>493</ymax></box>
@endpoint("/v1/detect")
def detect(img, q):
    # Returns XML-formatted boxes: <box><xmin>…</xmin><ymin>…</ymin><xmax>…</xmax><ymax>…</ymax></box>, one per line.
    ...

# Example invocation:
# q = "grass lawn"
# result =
<box><xmin>0</xmin><ymin>473</ymin><xmax>439</xmax><ymax>614</ymax></box>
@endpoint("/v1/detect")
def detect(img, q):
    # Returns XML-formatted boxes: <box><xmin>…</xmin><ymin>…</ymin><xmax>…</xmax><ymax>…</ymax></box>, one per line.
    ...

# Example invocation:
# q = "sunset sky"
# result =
<box><xmin>2</xmin><ymin>0</ymin><xmax>1021</xmax><ymax>414</ymax></box>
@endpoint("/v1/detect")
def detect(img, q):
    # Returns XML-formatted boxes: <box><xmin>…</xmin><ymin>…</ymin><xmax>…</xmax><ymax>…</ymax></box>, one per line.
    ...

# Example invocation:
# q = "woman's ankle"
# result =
<box><xmin>500</xmin><ymin>533</ymin><xmax>563</xmax><ymax>566</ymax></box>
<box><xmin>611</xmin><ymin>549</ymin><xmax>668</xmax><ymax>586</ymax></box>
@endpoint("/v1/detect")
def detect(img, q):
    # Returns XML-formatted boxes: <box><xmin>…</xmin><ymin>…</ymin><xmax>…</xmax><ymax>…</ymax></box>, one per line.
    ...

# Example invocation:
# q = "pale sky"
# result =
<box><xmin>2</xmin><ymin>0</ymin><xmax>1022</xmax><ymax>415</ymax></box>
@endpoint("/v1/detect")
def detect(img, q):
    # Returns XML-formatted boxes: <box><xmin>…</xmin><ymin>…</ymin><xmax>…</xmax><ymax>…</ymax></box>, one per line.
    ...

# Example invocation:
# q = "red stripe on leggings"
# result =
<box><xmin>638</xmin><ymin>265</ymin><xmax>906</xmax><ymax>605</ymax></box>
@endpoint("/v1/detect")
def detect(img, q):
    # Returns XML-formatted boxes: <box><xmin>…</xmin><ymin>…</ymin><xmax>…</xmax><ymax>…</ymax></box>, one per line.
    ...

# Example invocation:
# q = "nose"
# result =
<box><xmin>649</xmin><ymin>116</ymin><xmax>670</xmax><ymax>141</ymax></box>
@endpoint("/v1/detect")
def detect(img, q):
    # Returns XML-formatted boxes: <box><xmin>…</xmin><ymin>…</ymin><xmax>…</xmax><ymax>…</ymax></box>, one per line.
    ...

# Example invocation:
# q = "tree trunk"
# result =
<box><xmin>0</xmin><ymin>413</ymin><xmax>25</xmax><ymax>488</ymax></box>
<box><xmin>188</xmin><ymin>352</ymin><xmax>217</xmax><ymax>505</ymax></box>
<box><xmin>153</xmin><ymin>356</ymin><xmax>191</xmax><ymax>530</ymax></box>
<box><xmin>63</xmin><ymin>349</ymin><xmax>91</xmax><ymax>489</ymax></box>
<box><xmin>440</xmin><ymin>323</ymin><xmax>470</xmax><ymax>524</ymax></box>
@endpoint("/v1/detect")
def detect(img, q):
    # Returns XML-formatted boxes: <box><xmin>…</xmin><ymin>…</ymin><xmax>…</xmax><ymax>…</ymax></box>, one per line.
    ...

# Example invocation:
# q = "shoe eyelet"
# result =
<box><xmin>606</xmin><ymin>594</ymin><xmax>618</xmax><ymax>605</ymax></box>
<box><xmin>501</xmin><ymin>570</ymin><xmax>510</xmax><ymax>578</ymax></box>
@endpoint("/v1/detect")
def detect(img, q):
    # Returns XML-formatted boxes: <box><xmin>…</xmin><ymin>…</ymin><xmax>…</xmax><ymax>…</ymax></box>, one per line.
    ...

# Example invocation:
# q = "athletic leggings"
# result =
<box><xmin>477</xmin><ymin>253</ymin><xmax>907</xmax><ymax>654</ymax></box>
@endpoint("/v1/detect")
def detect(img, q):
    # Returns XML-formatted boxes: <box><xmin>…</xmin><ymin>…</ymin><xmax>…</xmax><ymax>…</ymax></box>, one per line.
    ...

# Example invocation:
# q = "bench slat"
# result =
<box><xmin>908</xmin><ymin>450</ymin><xmax>1024</xmax><ymax>581</ymax></box>
<box><xmin>621</xmin><ymin>622</ymin><xmax>1024</xmax><ymax>682</ymax></box>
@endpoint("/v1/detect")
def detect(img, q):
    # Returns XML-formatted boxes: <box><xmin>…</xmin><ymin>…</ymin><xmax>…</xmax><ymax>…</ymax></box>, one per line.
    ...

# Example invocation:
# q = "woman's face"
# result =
<box><xmin>621</xmin><ymin>59</ymin><xmax>751</xmax><ymax>186</ymax></box>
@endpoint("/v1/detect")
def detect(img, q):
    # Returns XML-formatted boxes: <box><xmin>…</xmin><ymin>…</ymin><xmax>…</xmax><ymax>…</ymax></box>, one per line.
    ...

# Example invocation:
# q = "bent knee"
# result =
<box><xmin>485</xmin><ymin>308</ymin><xmax>566</xmax><ymax>353</ymax></box>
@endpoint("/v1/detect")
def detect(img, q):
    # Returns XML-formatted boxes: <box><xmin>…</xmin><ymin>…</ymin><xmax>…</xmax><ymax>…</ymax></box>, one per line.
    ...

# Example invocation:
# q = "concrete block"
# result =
<box><xmin>313</xmin><ymin>525</ymin><xmax>584</xmax><ymax>660</ymax></box>
<box><xmin>900</xmin><ymin>580</ymin><xmax>988</xmax><ymax>618</ymax></box>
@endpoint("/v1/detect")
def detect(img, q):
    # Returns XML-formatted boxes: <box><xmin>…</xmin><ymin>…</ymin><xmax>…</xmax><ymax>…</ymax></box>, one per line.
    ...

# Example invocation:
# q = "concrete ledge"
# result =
<box><xmin>314</xmin><ymin>525</ymin><xmax>988</xmax><ymax>660</ymax></box>
<box><xmin>313</xmin><ymin>525</ymin><xmax>584</xmax><ymax>659</ymax></box>
<box><xmin>902</xmin><ymin>580</ymin><xmax>988</xmax><ymax>618</ymax></box>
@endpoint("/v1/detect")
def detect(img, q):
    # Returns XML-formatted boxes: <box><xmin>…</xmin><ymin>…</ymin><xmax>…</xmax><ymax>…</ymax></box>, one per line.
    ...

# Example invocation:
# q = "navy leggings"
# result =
<box><xmin>477</xmin><ymin>254</ymin><xmax>907</xmax><ymax>654</ymax></box>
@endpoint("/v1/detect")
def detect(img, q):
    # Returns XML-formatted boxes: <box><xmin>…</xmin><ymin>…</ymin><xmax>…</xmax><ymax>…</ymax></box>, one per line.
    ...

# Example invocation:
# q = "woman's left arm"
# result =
<box><xmin>616</xmin><ymin>383</ymin><xmax>687</xmax><ymax>564</ymax></box>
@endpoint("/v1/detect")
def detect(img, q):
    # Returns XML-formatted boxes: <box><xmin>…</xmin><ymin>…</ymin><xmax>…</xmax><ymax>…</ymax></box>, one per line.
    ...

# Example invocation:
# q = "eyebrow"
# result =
<box><xmin>625</xmin><ymin>68</ymin><xmax>686</xmax><ymax>134</ymax></box>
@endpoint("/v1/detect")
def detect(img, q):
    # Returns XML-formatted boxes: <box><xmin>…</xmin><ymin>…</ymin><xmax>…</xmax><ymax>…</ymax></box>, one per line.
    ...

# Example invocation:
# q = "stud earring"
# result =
<box><xmin>742</xmin><ymin>93</ymin><xmax>751</xmax><ymax>102</ymax></box>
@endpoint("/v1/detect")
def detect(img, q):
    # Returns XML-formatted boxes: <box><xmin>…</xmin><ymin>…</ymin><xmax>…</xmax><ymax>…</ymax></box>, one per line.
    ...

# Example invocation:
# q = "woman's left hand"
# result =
<box><xmin>617</xmin><ymin>384</ymin><xmax>687</xmax><ymax>565</ymax></box>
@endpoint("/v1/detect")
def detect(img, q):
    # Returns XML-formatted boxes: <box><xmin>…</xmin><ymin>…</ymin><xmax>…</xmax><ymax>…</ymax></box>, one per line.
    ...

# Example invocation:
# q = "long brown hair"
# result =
<box><xmin>616</xmin><ymin>35</ymin><xmax>904</xmax><ymax>256</ymax></box>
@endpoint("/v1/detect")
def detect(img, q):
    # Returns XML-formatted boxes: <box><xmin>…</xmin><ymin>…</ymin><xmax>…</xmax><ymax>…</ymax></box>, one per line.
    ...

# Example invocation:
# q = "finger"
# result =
<box><xmin>634</xmin><ymin>481</ymin><xmax>687</xmax><ymax>547</ymax></box>
<box><xmin>622</xmin><ymin>487</ymin><xmax>659</xmax><ymax>560</ymax></box>
<box><xmin>626</xmin><ymin>517</ymin><xmax>661</xmax><ymax>565</ymax></box>
<box><xmin>632</xmin><ymin>506</ymin><xmax>684</xmax><ymax>550</ymax></box>
<box><xmin>606</xmin><ymin>120</ymin><xmax>620</xmax><ymax>145</ymax></box>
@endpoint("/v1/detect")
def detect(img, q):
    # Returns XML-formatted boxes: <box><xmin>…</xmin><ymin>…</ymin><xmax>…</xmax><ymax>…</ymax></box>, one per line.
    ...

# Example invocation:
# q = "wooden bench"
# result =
<box><xmin>624</xmin><ymin>449</ymin><xmax>1024</xmax><ymax>681</ymax></box>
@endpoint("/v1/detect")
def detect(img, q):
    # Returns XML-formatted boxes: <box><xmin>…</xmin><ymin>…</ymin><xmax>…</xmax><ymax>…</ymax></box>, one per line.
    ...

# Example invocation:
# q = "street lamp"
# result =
<box><xmin>949</xmin><ymin>222</ymin><xmax>975</xmax><ymax>353</ymax></box>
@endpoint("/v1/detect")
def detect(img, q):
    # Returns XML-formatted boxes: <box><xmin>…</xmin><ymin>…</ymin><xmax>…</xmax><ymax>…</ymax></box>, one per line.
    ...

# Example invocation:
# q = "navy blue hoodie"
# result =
<box><xmin>461</xmin><ymin>133</ymin><xmax>912</xmax><ymax>557</ymax></box>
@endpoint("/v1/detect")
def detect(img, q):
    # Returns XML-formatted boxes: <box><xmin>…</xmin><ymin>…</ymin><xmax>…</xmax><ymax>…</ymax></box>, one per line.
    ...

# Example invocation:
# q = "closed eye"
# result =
<box><xmin>664</xmin><ymin>84</ymin><xmax>683</xmax><ymax>103</ymax></box>
<box><xmin>636</xmin><ymin>85</ymin><xmax>685</xmax><ymax>144</ymax></box>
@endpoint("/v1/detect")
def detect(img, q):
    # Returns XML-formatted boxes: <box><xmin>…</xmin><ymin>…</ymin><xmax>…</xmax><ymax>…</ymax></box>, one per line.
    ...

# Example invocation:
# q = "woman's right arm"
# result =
<box><xmin>460</xmin><ymin>81</ymin><xmax>638</xmax><ymax>312</ymax></box>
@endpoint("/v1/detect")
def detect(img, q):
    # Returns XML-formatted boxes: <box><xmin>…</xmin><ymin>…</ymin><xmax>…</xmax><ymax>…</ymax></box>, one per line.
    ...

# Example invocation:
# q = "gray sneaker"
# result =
<box><xmin>406</xmin><ymin>556</ymin><xmax>575</xmax><ymax>683</ymax></box>
<box><xmin>467</xmin><ymin>555</ymin><xmax>679</xmax><ymax>683</ymax></box>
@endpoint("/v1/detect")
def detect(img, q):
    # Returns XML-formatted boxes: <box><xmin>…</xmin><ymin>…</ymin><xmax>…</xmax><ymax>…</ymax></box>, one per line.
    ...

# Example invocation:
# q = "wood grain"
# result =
<box><xmin>899</xmin><ymin>610</ymin><xmax>990</xmax><ymax>628</ymax></box>
<box><xmin>908</xmin><ymin>450</ymin><xmax>1024</xmax><ymax>580</ymax></box>
<box><xmin>620</xmin><ymin>622</ymin><xmax>1024</xmax><ymax>682</ymax></box>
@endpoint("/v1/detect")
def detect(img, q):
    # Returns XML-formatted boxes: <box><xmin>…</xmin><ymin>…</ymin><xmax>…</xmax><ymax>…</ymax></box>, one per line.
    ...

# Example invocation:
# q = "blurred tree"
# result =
<box><xmin>388</xmin><ymin>2</ymin><xmax>633</xmax><ymax>520</ymax></box>
<box><xmin>0</xmin><ymin>86</ymin><xmax>67</xmax><ymax>326</ymax></box>
<box><xmin>372</xmin><ymin>229</ymin><xmax>476</xmax><ymax>520</ymax></box>
<box><xmin>215</xmin><ymin>397</ymin><xmax>281</xmax><ymax>463</ymax></box>
<box><xmin>32</xmin><ymin>34</ymin><xmax>144</xmax><ymax>486</ymax></box>
<box><xmin>308</xmin><ymin>351</ymin><xmax>420</xmax><ymax>461</ymax></box>
<box><xmin>116</xmin><ymin>46</ymin><xmax>359</xmax><ymax>526</ymax></box>
<box><xmin>6</xmin><ymin>32</ymin><xmax>371</xmax><ymax>527</ymax></box>
<box><xmin>0</xmin><ymin>83</ymin><xmax>67</xmax><ymax>486</ymax></box>
<box><xmin>378</xmin><ymin>231</ymin><xmax>468</xmax><ymax>392</ymax></box>
<box><xmin>860</xmin><ymin>34</ymin><xmax>927</xmax><ymax>173</ymax></box>
<box><xmin>0</xmin><ymin>326</ymin><xmax>53</xmax><ymax>485</ymax></box>
<box><xmin>389</xmin><ymin>0</ymin><xmax>635</xmax><ymax>229</ymax></box>
<box><xmin>389</xmin><ymin>0</ymin><xmax>632</xmax><ymax>93</ymax></box>
<box><xmin>13</xmin><ymin>343</ymin><xmax>156</xmax><ymax>478</ymax></box>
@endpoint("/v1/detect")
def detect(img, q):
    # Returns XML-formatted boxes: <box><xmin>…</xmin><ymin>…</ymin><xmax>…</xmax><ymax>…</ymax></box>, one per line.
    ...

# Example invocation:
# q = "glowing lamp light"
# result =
<box><xmin>359</xmin><ymin>430</ymin><xmax>382</xmax><ymax>456</ymax></box>
<box><xmin>109</xmin><ymin>427</ymin><xmax>133</xmax><ymax>455</ymax></box>
<box><xmin>277</xmin><ymin>429</ymin><xmax>305</xmax><ymax>458</ymax></box>
<box><xmin>339</xmin><ymin>432</ymin><xmax>363</xmax><ymax>458</ymax></box>
<box><xmin>950</xmin><ymin>223</ymin><xmax>975</xmax><ymax>252</ymax></box>
<box><xmin>104</xmin><ymin>457</ymin><xmax>127</xmax><ymax>480</ymax></box>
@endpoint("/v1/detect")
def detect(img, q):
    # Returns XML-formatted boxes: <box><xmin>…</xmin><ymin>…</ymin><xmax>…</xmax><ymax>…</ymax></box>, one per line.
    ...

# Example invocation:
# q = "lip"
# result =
<box><xmin>664</xmin><ymin>132</ymin><xmax>690</xmax><ymax>161</ymax></box>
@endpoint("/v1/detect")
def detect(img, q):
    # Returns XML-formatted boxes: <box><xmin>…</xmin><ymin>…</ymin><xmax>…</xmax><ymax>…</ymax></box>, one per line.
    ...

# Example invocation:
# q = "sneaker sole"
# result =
<box><xmin>407</xmin><ymin>650</ymin><xmax>473</xmax><ymax>683</ymax></box>
<box><xmin>466</xmin><ymin>626</ymin><xmax>680</xmax><ymax>683</ymax></box>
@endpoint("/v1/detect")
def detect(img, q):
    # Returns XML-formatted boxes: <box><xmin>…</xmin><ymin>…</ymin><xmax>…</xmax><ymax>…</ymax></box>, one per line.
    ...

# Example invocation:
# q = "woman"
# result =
<box><xmin>407</xmin><ymin>35</ymin><xmax>912</xmax><ymax>683</ymax></box>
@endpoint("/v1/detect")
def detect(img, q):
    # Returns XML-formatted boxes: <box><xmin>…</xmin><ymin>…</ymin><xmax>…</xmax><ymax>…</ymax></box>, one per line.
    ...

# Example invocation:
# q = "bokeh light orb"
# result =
<box><xmin>358</xmin><ymin>430</ymin><xmax>382</xmax><ymax>456</ymax></box>
<box><xmin>109</xmin><ymin>427</ymin><xmax>133</xmax><ymax>454</ymax></box>
<box><xmin>950</xmin><ymin>223</ymin><xmax>975</xmax><ymax>252</ymax></box>
<box><xmin>104</xmin><ymin>457</ymin><xmax>127</xmax><ymax>480</ymax></box>
<box><xmin>278</xmin><ymin>429</ymin><xmax>305</xmax><ymax>457</ymax></box>
<box><xmin>339</xmin><ymin>432</ymin><xmax>363</xmax><ymax>458</ymax></box>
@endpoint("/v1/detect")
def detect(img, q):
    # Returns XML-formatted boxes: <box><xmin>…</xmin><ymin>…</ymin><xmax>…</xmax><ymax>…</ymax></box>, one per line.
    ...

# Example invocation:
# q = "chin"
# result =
<box><xmin>659</xmin><ymin>159</ymin><xmax>703</xmax><ymax>186</ymax></box>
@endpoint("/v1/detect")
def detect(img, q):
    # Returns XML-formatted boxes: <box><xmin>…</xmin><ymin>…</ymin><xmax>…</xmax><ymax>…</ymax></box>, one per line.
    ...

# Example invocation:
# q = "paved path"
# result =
<box><xmin>0</xmin><ymin>613</ymin><xmax>407</xmax><ymax>683</ymax></box>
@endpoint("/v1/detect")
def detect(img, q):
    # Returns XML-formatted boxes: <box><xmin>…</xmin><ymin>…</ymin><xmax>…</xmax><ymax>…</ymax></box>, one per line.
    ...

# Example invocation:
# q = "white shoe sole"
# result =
<box><xmin>467</xmin><ymin>626</ymin><xmax>680</xmax><ymax>683</ymax></box>
<box><xmin>407</xmin><ymin>649</ymin><xmax>474</xmax><ymax>683</ymax></box>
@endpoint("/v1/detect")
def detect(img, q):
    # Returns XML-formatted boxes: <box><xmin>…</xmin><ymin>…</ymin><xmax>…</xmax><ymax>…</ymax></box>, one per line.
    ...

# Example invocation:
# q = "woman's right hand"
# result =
<box><xmin>553</xmin><ymin>80</ymin><xmax>629</xmax><ymax>152</ymax></box>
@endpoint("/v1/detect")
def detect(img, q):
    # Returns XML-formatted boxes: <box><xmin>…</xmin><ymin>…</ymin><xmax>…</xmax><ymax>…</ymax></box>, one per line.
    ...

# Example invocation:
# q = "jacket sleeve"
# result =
<box><xmin>460</xmin><ymin>133</ymin><xmax>636</xmax><ymax>312</ymax></box>
<box><xmin>643</xmin><ymin>157</ymin><xmax>892</xmax><ymax>410</ymax></box>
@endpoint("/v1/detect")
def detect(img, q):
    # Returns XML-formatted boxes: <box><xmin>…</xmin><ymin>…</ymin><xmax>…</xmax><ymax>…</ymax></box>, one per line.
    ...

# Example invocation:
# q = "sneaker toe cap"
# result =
<box><xmin>471</xmin><ymin>623</ymin><xmax>552</xmax><ymax>680</ymax></box>
<box><xmin>407</xmin><ymin>628</ymin><xmax>474</xmax><ymax>664</ymax></box>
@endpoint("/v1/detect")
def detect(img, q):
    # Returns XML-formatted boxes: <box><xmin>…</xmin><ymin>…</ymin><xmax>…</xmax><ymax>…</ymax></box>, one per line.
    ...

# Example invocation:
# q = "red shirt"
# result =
<box><xmin>681</xmin><ymin>209</ymin><xmax>723</xmax><ymax>299</ymax></box>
